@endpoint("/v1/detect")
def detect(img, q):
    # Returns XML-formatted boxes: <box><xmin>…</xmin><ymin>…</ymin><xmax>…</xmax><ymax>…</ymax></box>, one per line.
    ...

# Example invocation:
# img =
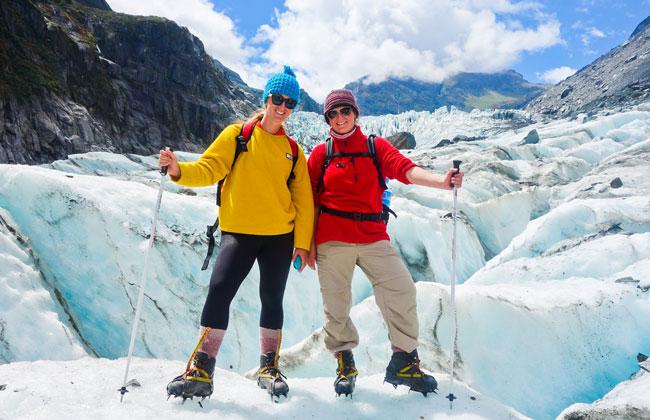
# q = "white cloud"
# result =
<box><xmin>255</xmin><ymin>0</ymin><xmax>562</xmax><ymax>100</ymax></box>
<box><xmin>588</xmin><ymin>27</ymin><xmax>605</xmax><ymax>38</ymax></box>
<box><xmin>538</xmin><ymin>66</ymin><xmax>577</xmax><ymax>84</ymax></box>
<box><xmin>573</xmin><ymin>21</ymin><xmax>607</xmax><ymax>47</ymax></box>
<box><xmin>106</xmin><ymin>0</ymin><xmax>562</xmax><ymax>101</ymax></box>
<box><xmin>106</xmin><ymin>0</ymin><xmax>256</xmax><ymax>81</ymax></box>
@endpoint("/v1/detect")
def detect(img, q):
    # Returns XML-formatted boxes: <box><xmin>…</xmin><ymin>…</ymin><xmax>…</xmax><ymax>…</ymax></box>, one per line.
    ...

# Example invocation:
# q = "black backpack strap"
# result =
<box><xmin>216</xmin><ymin>122</ymin><xmax>254</xmax><ymax>206</ymax></box>
<box><xmin>320</xmin><ymin>205</ymin><xmax>384</xmax><ymax>222</ymax></box>
<box><xmin>316</xmin><ymin>137</ymin><xmax>333</xmax><ymax>193</ymax></box>
<box><xmin>286</xmin><ymin>136</ymin><xmax>299</xmax><ymax>183</ymax></box>
<box><xmin>367</xmin><ymin>135</ymin><xmax>396</xmax><ymax>224</ymax></box>
<box><xmin>331</xmin><ymin>151</ymin><xmax>372</xmax><ymax>158</ymax></box>
<box><xmin>202</xmin><ymin>121</ymin><xmax>255</xmax><ymax>271</ymax></box>
<box><xmin>367</xmin><ymin>134</ymin><xmax>387</xmax><ymax>190</ymax></box>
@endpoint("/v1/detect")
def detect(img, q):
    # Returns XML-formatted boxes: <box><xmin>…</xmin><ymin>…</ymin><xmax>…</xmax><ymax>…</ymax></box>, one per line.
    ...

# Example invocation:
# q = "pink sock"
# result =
<box><xmin>198</xmin><ymin>327</ymin><xmax>226</xmax><ymax>358</ymax></box>
<box><xmin>260</xmin><ymin>327</ymin><xmax>281</xmax><ymax>354</ymax></box>
<box><xmin>391</xmin><ymin>345</ymin><xmax>406</xmax><ymax>353</ymax></box>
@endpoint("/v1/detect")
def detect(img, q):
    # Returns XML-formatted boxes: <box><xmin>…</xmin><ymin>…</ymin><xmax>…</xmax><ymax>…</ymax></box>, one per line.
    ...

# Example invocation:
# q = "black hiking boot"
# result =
<box><xmin>256</xmin><ymin>351</ymin><xmax>289</xmax><ymax>399</ymax></box>
<box><xmin>334</xmin><ymin>350</ymin><xmax>357</xmax><ymax>397</ymax></box>
<box><xmin>167</xmin><ymin>351</ymin><xmax>216</xmax><ymax>402</ymax></box>
<box><xmin>384</xmin><ymin>350</ymin><xmax>438</xmax><ymax>396</ymax></box>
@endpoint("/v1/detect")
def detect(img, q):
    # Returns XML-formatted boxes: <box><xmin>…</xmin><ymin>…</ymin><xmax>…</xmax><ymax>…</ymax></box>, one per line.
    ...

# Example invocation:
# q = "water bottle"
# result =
<box><xmin>381</xmin><ymin>178</ymin><xmax>393</xmax><ymax>224</ymax></box>
<box><xmin>382</xmin><ymin>178</ymin><xmax>392</xmax><ymax>207</ymax></box>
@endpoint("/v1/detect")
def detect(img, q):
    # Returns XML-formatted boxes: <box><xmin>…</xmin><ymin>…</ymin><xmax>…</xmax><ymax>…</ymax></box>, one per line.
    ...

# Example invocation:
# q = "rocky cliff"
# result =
<box><xmin>0</xmin><ymin>0</ymin><xmax>258</xmax><ymax>164</ymax></box>
<box><xmin>525</xmin><ymin>16</ymin><xmax>650</xmax><ymax>118</ymax></box>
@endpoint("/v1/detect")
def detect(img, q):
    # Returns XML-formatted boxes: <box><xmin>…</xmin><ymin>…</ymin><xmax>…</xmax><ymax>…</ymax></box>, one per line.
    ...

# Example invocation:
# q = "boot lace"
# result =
<box><xmin>259</xmin><ymin>364</ymin><xmax>287</xmax><ymax>380</ymax></box>
<box><xmin>336</xmin><ymin>352</ymin><xmax>358</xmax><ymax>378</ymax></box>
<box><xmin>398</xmin><ymin>357</ymin><xmax>424</xmax><ymax>378</ymax></box>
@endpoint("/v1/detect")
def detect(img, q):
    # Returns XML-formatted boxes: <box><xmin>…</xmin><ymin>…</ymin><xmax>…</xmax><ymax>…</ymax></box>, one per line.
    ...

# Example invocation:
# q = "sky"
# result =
<box><xmin>105</xmin><ymin>0</ymin><xmax>647</xmax><ymax>101</ymax></box>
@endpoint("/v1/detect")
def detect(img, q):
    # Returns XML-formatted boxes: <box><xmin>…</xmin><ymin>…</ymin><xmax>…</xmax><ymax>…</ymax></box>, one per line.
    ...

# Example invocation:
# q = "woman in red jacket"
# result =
<box><xmin>307</xmin><ymin>89</ymin><xmax>463</xmax><ymax>397</ymax></box>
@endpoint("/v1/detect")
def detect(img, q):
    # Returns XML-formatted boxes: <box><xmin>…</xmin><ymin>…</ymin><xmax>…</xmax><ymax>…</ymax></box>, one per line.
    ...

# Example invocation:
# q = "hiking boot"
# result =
<box><xmin>256</xmin><ymin>351</ymin><xmax>289</xmax><ymax>398</ymax></box>
<box><xmin>167</xmin><ymin>351</ymin><xmax>216</xmax><ymax>400</ymax></box>
<box><xmin>334</xmin><ymin>350</ymin><xmax>357</xmax><ymax>397</ymax></box>
<box><xmin>384</xmin><ymin>350</ymin><xmax>437</xmax><ymax>396</ymax></box>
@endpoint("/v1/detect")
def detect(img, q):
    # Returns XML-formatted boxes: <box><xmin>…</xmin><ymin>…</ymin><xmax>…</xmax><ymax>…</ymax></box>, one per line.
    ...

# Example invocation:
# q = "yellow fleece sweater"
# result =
<box><xmin>174</xmin><ymin>123</ymin><xmax>314</xmax><ymax>250</ymax></box>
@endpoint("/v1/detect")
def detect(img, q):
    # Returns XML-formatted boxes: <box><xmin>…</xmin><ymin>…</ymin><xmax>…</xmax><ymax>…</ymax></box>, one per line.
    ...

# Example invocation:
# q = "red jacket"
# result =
<box><xmin>307</xmin><ymin>127</ymin><xmax>417</xmax><ymax>245</ymax></box>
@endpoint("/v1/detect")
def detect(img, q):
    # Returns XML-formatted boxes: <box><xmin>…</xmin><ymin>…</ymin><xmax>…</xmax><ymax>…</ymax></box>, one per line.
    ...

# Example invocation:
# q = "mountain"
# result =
<box><xmin>631</xmin><ymin>16</ymin><xmax>650</xmax><ymax>39</ymax></box>
<box><xmin>212</xmin><ymin>59</ymin><xmax>322</xmax><ymax>113</ymax></box>
<box><xmin>0</xmin><ymin>0</ymin><xmax>258</xmax><ymax>164</ymax></box>
<box><xmin>344</xmin><ymin>70</ymin><xmax>547</xmax><ymax>115</ymax></box>
<box><xmin>525</xmin><ymin>16</ymin><xmax>650</xmax><ymax>118</ymax></box>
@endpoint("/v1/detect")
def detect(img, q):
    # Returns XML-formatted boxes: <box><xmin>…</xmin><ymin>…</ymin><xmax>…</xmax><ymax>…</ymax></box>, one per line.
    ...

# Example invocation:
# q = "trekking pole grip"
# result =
<box><xmin>451</xmin><ymin>160</ymin><xmax>462</xmax><ymax>188</ymax></box>
<box><xmin>161</xmin><ymin>147</ymin><xmax>173</xmax><ymax>176</ymax></box>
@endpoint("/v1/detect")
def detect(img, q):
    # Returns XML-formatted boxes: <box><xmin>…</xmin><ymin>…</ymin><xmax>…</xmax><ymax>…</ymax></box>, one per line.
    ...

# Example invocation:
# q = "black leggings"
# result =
<box><xmin>200</xmin><ymin>231</ymin><xmax>294</xmax><ymax>330</ymax></box>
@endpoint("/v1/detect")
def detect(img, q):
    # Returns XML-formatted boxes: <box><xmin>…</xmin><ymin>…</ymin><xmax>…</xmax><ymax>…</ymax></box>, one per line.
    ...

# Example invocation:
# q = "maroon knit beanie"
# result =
<box><xmin>323</xmin><ymin>89</ymin><xmax>360</xmax><ymax>122</ymax></box>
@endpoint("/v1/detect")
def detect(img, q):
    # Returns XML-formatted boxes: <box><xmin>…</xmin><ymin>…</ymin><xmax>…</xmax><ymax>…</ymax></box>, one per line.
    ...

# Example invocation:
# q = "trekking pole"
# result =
<box><xmin>445</xmin><ymin>160</ymin><xmax>461</xmax><ymax>409</ymax></box>
<box><xmin>119</xmin><ymin>148</ymin><xmax>170</xmax><ymax>402</ymax></box>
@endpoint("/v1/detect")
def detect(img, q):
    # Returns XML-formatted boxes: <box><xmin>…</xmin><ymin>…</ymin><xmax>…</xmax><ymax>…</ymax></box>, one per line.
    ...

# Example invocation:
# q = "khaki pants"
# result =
<box><xmin>316</xmin><ymin>240</ymin><xmax>419</xmax><ymax>353</ymax></box>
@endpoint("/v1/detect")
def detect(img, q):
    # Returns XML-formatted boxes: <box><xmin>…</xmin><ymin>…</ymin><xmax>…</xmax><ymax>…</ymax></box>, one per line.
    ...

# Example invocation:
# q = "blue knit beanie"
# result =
<box><xmin>262</xmin><ymin>65</ymin><xmax>301</xmax><ymax>106</ymax></box>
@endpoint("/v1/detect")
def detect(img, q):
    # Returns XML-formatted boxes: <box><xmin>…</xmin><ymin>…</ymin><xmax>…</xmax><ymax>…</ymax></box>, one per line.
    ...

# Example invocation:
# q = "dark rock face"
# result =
<box><xmin>345</xmin><ymin>70</ymin><xmax>547</xmax><ymax>115</ymax></box>
<box><xmin>434</xmin><ymin>134</ymin><xmax>486</xmax><ymax>148</ymax></box>
<box><xmin>0</xmin><ymin>0</ymin><xmax>258</xmax><ymax>164</ymax></box>
<box><xmin>610</xmin><ymin>177</ymin><xmax>623</xmax><ymax>188</ymax></box>
<box><xmin>525</xmin><ymin>16</ymin><xmax>650</xmax><ymax>118</ymax></box>
<box><xmin>76</xmin><ymin>0</ymin><xmax>110</xmax><ymax>10</ymax></box>
<box><xmin>386</xmin><ymin>131</ymin><xmax>416</xmax><ymax>149</ymax></box>
<box><xmin>298</xmin><ymin>90</ymin><xmax>321</xmax><ymax>113</ymax></box>
<box><xmin>631</xmin><ymin>16</ymin><xmax>650</xmax><ymax>39</ymax></box>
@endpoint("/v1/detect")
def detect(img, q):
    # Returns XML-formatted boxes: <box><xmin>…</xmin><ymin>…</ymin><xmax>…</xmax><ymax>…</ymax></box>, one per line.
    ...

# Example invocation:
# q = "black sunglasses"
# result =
<box><xmin>270</xmin><ymin>93</ymin><xmax>297</xmax><ymax>110</ymax></box>
<box><xmin>326</xmin><ymin>106</ymin><xmax>353</xmax><ymax>120</ymax></box>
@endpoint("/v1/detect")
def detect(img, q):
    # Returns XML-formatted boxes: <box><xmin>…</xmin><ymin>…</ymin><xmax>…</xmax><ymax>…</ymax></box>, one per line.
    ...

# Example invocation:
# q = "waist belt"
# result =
<box><xmin>320</xmin><ymin>205</ymin><xmax>384</xmax><ymax>222</ymax></box>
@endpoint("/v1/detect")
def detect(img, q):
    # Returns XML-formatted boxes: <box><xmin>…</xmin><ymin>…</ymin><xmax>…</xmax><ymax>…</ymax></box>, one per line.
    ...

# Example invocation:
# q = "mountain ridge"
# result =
<box><xmin>344</xmin><ymin>70</ymin><xmax>547</xmax><ymax>115</ymax></box>
<box><xmin>525</xmin><ymin>15</ymin><xmax>650</xmax><ymax>118</ymax></box>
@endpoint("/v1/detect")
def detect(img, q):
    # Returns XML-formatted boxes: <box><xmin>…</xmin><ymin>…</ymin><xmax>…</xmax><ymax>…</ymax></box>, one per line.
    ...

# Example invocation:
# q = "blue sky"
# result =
<box><xmin>107</xmin><ymin>0</ymin><xmax>648</xmax><ymax>100</ymax></box>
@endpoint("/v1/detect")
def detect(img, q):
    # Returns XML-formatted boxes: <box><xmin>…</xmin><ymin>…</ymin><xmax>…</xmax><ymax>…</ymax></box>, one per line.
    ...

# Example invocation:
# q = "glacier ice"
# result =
<box><xmin>1</xmin><ymin>103</ymin><xmax>649</xmax><ymax>419</ymax></box>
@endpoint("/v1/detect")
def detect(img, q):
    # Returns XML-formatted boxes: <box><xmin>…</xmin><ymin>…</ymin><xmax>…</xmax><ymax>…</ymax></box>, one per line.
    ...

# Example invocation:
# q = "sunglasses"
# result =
<box><xmin>270</xmin><ymin>93</ymin><xmax>297</xmax><ymax>110</ymax></box>
<box><xmin>326</xmin><ymin>106</ymin><xmax>353</xmax><ymax>120</ymax></box>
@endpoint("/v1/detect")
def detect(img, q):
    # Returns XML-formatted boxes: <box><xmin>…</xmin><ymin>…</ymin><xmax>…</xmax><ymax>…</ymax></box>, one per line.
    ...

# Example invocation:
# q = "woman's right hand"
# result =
<box><xmin>159</xmin><ymin>148</ymin><xmax>180</xmax><ymax>177</ymax></box>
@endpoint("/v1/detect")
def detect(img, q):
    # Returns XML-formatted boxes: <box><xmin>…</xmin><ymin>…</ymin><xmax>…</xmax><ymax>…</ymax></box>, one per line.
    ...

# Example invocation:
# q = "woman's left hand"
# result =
<box><xmin>292</xmin><ymin>248</ymin><xmax>309</xmax><ymax>273</ymax></box>
<box><xmin>444</xmin><ymin>168</ymin><xmax>464</xmax><ymax>189</ymax></box>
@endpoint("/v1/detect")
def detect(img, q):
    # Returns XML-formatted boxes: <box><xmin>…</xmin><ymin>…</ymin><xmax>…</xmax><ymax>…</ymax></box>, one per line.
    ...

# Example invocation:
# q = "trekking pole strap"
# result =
<box><xmin>201</xmin><ymin>218</ymin><xmax>220</xmax><ymax>271</ymax></box>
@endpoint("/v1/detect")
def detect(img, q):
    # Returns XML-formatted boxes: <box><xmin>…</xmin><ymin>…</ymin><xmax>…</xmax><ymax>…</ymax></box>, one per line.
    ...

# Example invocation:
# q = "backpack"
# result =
<box><xmin>201</xmin><ymin>120</ymin><xmax>299</xmax><ymax>270</ymax></box>
<box><xmin>316</xmin><ymin>134</ymin><xmax>397</xmax><ymax>224</ymax></box>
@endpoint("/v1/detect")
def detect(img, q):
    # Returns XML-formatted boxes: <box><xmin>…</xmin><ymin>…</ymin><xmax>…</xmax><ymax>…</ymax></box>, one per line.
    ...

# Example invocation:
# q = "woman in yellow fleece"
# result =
<box><xmin>161</xmin><ymin>66</ymin><xmax>314</xmax><ymax>401</ymax></box>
